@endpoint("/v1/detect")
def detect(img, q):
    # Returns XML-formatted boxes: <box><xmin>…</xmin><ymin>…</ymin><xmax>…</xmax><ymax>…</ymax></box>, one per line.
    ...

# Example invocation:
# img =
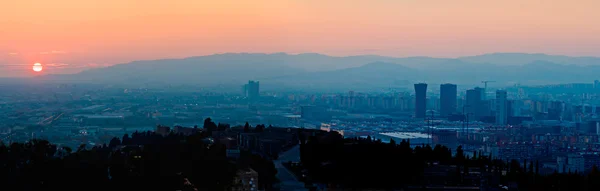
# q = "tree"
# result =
<box><xmin>510</xmin><ymin>159</ymin><xmax>520</xmax><ymax>174</ymax></box>
<box><xmin>217</xmin><ymin>123</ymin><xmax>230</xmax><ymax>131</ymax></box>
<box><xmin>0</xmin><ymin>129</ymin><xmax>276</xmax><ymax>190</ymax></box>
<box><xmin>529</xmin><ymin>160</ymin><xmax>534</xmax><ymax>174</ymax></box>
<box><xmin>203</xmin><ymin>118</ymin><xmax>217</xmax><ymax>131</ymax></box>
<box><xmin>535</xmin><ymin>160</ymin><xmax>540</xmax><ymax>175</ymax></box>
<box><xmin>63</xmin><ymin>146</ymin><xmax>72</xmax><ymax>154</ymax></box>
<box><xmin>77</xmin><ymin>144</ymin><xmax>87</xmax><ymax>152</ymax></box>
<box><xmin>255</xmin><ymin>124</ymin><xmax>265</xmax><ymax>132</ymax></box>
<box><xmin>122</xmin><ymin>134</ymin><xmax>131</xmax><ymax>145</ymax></box>
<box><xmin>109</xmin><ymin>137</ymin><xmax>121</xmax><ymax>149</ymax></box>
<box><xmin>243</xmin><ymin>122</ymin><xmax>250</xmax><ymax>133</ymax></box>
<box><xmin>456</xmin><ymin>145</ymin><xmax>465</xmax><ymax>162</ymax></box>
<box><xmin>589</xmin><ymin>165</ymin><xmax>600</xmax><ymax>190</ymax></box>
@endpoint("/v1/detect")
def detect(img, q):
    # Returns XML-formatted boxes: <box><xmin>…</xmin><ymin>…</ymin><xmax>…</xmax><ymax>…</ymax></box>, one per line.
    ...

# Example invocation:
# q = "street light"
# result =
<box><xmin>462</xmin><ymin>105</ymin><xmax>471</xmax><ymax>135</ymax></box>
<box><xmin>426</xmin><ymin>110</ymin><xmax>435</xmax><ymax>145</ymax></box>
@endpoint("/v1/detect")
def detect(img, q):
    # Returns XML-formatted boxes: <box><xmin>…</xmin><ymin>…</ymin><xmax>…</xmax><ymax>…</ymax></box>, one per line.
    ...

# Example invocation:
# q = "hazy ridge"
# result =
<box><xmin>32</xmin><ymin>53</ymin><xmax>600</xmax><ymax>92</ymax></box>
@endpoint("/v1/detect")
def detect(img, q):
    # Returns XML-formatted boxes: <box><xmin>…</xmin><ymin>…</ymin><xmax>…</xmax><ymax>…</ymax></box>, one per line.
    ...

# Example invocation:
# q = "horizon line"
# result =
<box><xmin>119</xmin><ymin>51</ymin><xmax>599</xmax><ymax>64</ymax></box>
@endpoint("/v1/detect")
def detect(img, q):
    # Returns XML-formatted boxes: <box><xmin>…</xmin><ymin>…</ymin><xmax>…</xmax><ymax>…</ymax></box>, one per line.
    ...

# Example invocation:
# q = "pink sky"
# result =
<box><xmin>1</xmin><ymin>0</ymin><xmax>600</xmax><ymax>77</ymax></box>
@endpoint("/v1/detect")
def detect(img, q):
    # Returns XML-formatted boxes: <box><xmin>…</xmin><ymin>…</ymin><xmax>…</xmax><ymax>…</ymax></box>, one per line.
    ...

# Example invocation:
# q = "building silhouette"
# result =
<box><xmin>548</xmin><ymin>101</ymin><xmax>564</xmax><ymax>120</ymax></box>
<box><xmin>466</xmin><ymin>88</ymin><xmax>483</xmax><ymax>119</ymax></box>
<box><xmin>496</xmin><ymin>90</ymin><xmax>508</xmax><ymax>125</ymax></box>
<box><xmin>414</xmin><ymin>83</ymin><xmax>427</xmax><ymax>118</ymax></box>
<box><xmin>475</xmin><ymin>87</ymin><xmax>485</xmax><ymax>100</ymax></box>
<box><xmin>440</xmin><ymin>84</ymin><xmax>457</xmax><ymax>117</ymax></box>
<box><xmin>244</xmin><ymin>80</ymin><xmax>260</xmax><ymax>100</ymax></box>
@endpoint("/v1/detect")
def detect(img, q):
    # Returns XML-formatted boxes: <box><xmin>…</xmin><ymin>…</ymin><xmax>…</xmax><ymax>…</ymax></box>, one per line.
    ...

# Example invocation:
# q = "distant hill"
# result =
<box><xmin>33</xmin><ymin>52</ymin><xmax>600</xmax><ymax>92</ymax></box>
<box><xmin>458</xmin><ymin>52</ymin><xmax>600</xmax><ymax>66</ymax></box>
<box><xmin>265</xmin><ymin>62</ymin><xmax>418</xmax><ymax>92</ymax></box>
<box><xmin>38</xmin><ymin>55</ymin><xmax>307</xmax><ymax>86</ymax></box>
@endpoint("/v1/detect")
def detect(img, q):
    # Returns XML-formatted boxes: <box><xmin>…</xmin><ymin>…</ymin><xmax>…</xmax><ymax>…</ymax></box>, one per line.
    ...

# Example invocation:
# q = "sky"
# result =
<box><xmin>1</xmin><ymin>0</ymin><xmax>600</xmax><ymax>77</ymax></box>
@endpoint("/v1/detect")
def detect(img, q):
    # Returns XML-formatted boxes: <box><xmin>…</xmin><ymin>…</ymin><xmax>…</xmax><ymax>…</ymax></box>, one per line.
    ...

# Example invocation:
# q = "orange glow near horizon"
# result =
<box><xmin>2</xmin><ymin>0</ymin><xmax>600</xmax><ymax>77</ymax></box>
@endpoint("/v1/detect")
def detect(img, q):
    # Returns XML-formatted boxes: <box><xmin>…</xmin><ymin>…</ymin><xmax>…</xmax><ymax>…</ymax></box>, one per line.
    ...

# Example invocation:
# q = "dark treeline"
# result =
<box><xmin>299</xmin><ymin>131</ymin><xmax>600</xmax><ymax>191</ymax></box>
<box><xmin>0</xmin><ymin>130</ymin><xmax>276</xmax><ymax>191</ymax></box>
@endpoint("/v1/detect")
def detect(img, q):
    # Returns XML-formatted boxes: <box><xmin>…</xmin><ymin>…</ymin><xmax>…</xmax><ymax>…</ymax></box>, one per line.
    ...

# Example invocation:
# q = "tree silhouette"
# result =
<box><xmin>255</xmin><ymin>124</ymin><xmax>265</xmax><ymax>132</ymax></box>
<box><xmin>217</xmin><ymin>123</ymin><xmax>230</xmax><ymax>131</ymax></box>
<box><xmin>108</xmin><ymin>137</ymin><xmax>121</xmax><ymax>149</ymax></box>
<box><xmin>243</xmin><ymin>122</ymin><xmax>250</xmax><ymax>133</ymax></box>
<box><xmin>203</xmin><ymin>118</ymin><xmax>217</xmax><ymax>131</ymax></box>
<box><xmin>0</xmin><ymin>129</ymin><xmax>278</xmax><ymax>191</ymax></box>
<box><xmin>295</xmin><ymin>130</ymin><xmax>600</xmax><ymax>190</ymax></box>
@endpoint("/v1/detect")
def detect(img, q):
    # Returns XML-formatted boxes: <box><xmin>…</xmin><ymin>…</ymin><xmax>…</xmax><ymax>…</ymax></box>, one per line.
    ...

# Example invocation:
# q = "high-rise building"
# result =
<box><xmin>548</xmin><ymin>101</ymin><xmax>564</xmax><ymax>120</ymax></box>
<box><xmin>242</xmin><ymin>84</ymin><xmax>248</xmax><ymax>96</ymax></box>
<box><xmin>414</xmin><ymin>83</ymin><xmax>427</xmax><ymax>118</ymax></box>
<box><xmin>475</xmin><ymin>87</ymin><xmax>486</xmax><ymax>100</ymax></box>
<box><xmin>466</xmin><ymin>88</ymin><xmax>483</xmax><ymax>118</ymax></box>
<box><xmin>440</xmin><ymin>84</ymin><xmax>457</xmax><ymax>116</ymax></box>
<box><xmin>507</xmin><ymin>100</ymin><xmax>515</xmax><ymax>118</ymax></box>
<box><xmin>496</xmin><ymin>90</ymin><xmax>508</xmax><ymax>125</ymax></box>
<box><xmin>245</xmin><ymin>80</ymin><xmax>260</xmax><ymax>100</ymax></box>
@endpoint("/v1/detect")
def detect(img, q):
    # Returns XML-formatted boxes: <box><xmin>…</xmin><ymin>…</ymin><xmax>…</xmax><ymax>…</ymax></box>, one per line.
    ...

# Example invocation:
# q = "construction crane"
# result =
<box><xmin>481</xmin><ymin>81</ymin><xmax>496</xmax><ymax>90</ymax></box>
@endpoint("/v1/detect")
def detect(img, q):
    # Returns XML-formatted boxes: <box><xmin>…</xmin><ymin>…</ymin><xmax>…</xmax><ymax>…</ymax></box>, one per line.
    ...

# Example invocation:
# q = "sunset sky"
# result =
<box><xmin>1</xmin><ymin>0</ymin><xmax>600</xmax><ymax>77</ymax></box>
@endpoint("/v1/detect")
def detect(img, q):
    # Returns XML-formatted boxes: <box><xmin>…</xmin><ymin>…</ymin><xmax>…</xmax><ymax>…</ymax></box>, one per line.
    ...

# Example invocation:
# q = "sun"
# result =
<box><xmin>33</xmin><ymin>63</ymin><xmax>43</xmax><ymax>72</ymax></box>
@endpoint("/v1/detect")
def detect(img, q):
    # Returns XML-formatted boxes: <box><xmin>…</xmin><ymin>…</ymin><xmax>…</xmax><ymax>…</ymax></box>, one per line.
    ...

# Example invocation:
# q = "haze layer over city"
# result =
<box><xmin>2</xmin><ymin>0</ymin><xmax>600</xmax><ymax>191</ymax></box>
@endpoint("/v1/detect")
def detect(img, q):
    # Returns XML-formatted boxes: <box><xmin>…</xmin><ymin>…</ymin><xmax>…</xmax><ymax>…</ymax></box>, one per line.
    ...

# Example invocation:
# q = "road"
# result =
<box><xmin>274</xmin><ymin>145</ymin><xmax>307</xmax><ymax>191</ymax></box>
<box><xmin>38</xmin><ymin>112</ymin><xmax>64</xmax><ymax>125</ymax></box>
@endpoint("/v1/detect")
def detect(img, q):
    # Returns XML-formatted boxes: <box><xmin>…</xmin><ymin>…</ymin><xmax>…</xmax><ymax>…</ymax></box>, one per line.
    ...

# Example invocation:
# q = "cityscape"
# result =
<box><xmin>2</xmin><ymin>77</ymin><xmax>600</xmax><ymax>189</ymax></box>
<box><xmin>4</xmin><ymin>0</ymin><xmax>600</xmax><ymax>190</ymax></box>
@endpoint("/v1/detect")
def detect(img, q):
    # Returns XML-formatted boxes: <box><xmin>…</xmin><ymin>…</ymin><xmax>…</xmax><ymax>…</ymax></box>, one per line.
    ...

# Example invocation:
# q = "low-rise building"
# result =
<box><xmin>155</xmin><ymin>125</ymin><xmax>171</xmax><ymax>136</ymax></box>
<box><xmin>232</xmin><ymin>168</ymin><xmax>259</xmax><ymax>191</ymax></box>
<box><xmin>582</xmin><ymin>153</ymin><xmax>600</xmax><ymax>172</ymax></box>
<box><xmin>557</xmin><ymin>154</ymin><xmax>585</xmax><ymax>174</ymax></box>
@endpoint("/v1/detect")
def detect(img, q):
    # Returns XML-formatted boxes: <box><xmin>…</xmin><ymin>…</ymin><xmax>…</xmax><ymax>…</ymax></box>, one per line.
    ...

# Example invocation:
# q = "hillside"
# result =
<box><xmin>32</xmin><ymin>53</ymin><xmax>600</xmax><ymax>91</ymax></box>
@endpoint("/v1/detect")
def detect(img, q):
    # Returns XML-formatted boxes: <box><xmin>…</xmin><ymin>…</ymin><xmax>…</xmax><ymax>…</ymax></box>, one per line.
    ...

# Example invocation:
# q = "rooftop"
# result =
<box><xmin>81</xmin><ymin>105</ymin><xmax>105</xmax><ymax>110</ymax></box>
<box><xmin>84</xmin><ymin>115</ymin><xmax>124</xmax><ymax>119</ymax></box>
<box><xmin>379</xmin><ymin>132</ymin><xmax>429</xmax><ymax>139</ymax></box>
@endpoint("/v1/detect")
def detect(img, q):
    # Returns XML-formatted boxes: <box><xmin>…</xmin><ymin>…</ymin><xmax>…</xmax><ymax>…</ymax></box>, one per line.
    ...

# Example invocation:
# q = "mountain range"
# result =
<box><xmin>33</xmin><ymin>53</ymin><xmax>600</xmax><ymax>92</ymax></box>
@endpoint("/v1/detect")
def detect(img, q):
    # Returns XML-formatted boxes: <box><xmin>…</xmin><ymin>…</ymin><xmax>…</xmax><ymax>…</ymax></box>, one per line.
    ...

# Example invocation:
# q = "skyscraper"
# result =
<box><xmin>496</xmin><ymin>90</ymin><xmax>508</xmax><ymax>125</ymax></box>
<box><xmin>474</xmin><ymin>87</ymin><xmax>485</xmax><ymax>100</ymax></box>
<box><xmin>466</xmin><ymin>88</ymin><xmax>482</xmax><ymax>118</ymax></box>
<box><xmin>440</xmin><ymin>84</ymin><xmax>457</xmax><ymax>116</ymax></box>
<box><xmin>242</xmin><ymin>84</ymin><xmax>248</xmax><ymax>96</ymax></box>
<box><xmin>506</xmin><ymin>100</ymin><xmax>514</xmax><ymax>118</ymax></box>
<box><xmin>414</xmin><ymin>83</ymin><xmax>427</xmax><ymax>118</ymax></box>
<box><xmin>246</xmin><ymin>80</ymin><xmax>260</xmax><ymax>100</ymax></box>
